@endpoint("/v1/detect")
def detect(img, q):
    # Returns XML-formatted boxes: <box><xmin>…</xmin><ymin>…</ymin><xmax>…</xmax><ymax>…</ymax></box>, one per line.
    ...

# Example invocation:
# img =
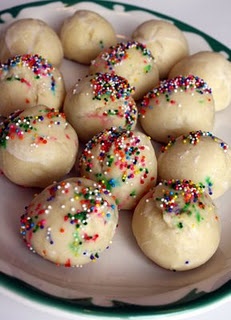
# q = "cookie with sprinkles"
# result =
<box><xmin>64</xmin><ymin>72</ymin><xmax>138</xmax><ymax>142</ymax></box>
<box><xmin>20</xmin><ymin>177</ymin><xmax>119</xmax><ymax>267</ymax></box>
<box><xmin>132</xmin><ymin>179</ymin><xmax>221</xmax><ymax>271</ymax></box>
<box><xmin>169</xmin><ymin>51</ymin><xmax>231</xmax><ymax>111</ymax></box>
<box><xmin>132</xmin><ymin>19</ymin><xmax>189</xmax><ymax>79</ymax></box>
<box><xmin>0</xmin><ymin>18</ymin><xmax>63</xmax><ymax>67</ymax></box>
<box><xmin>78</xmin><ymin>127</ymin><xmax>157</xmax><ymax>210</ymax></box>
<box><xmin>158</xmin><ymin>130</ymin><xmax>231</xmax><ymax>199</ymax></box>
<box><xmin>0</xmin><ymin>105</ymin><xmax>78</xmax><ymax>188</ymax></box>
<box><xmin>139</xmin><ymin>75</ymin><xmax>215</xmax><ymax>143</ymax></box>
<box><xmin>90</xmin><ymin>41</ymin><xmax>159</xmax><ymax>100</ymax></box>
<box><xmin>60</xmin><ymin>10</ymin><xmax>117</xmax><ymax>64</ymax></box>
<box><xmin>0</xmin><ymin>54</ymin><xmax>65</xmax><ymax>117</ymax></box>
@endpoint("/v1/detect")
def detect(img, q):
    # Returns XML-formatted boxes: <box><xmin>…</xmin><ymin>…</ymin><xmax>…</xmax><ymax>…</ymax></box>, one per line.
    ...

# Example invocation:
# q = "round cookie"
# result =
<box><xmin>64</xmin><ymin>72</ymin><xmax>138</xmax><ymax>142</ymax></box>
<box><xmin>0</xmin><ymin>105</ymin><xmax>78</xmax><ymax>188</ymax></box>
<box><xmin>0</xmin><ymin>54</ymin><xmax>65</xmax><ymax>117</ymax></box>
<box><xmin>78</xmin><ymin>127</ymin><xmax>157</xmax><ymax>210</ymax></box>
<box><xmin>158</xmin><ymin>131</ymin><xmax>231</xmax><ymax>199</ymax></box>
<box><xmin>20</xmin><ymin>177</ymin><xmax>119</xmax><ymax>267</ymax></box>
<box><xmin>132</xmin><ymin>19</ymin><xmax>189</xmax><ymax>79</ymax></box>
<box><xmin>90</xmin><ymin>41</ymin><xmax>159</xmax><ymax>100</ymax></box>
<box><xmin>139</xmin><ymin>75</ymin><xmax>215</xmax><ymax>143</ymax></box>
<box><xmin>0</xmin><ymin>18</ymin><xmax>63</xmax><ymax>66</ymax></box>
<box><xmin>168</xmin><ymin>51</ymin><xmax>231</xmax><ymax>111</ymax></box>
<box><xmin>132</xmin><ymin>179</ymin><xmax>221</xmax><ymax>271</ymax></box>
<box><xmin>60</xmin><ymin>10</ymin><xmax>117</xmax><ymax>64</ymax></box>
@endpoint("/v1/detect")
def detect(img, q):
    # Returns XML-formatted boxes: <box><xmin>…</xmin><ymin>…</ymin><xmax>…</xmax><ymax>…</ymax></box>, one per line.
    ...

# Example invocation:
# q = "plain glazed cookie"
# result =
<box><xmin>64</xmin><ymin>72</ymin><xmax>138</xmax><ymax>142</ymax></box>
<box><xmin>20</xmin><ymin>177</ymin><xmax>119</xmax><ymax>267</ymax></box>
<box><xmin>158</xmin><ymin>131</ymin><xmax>231</xmax><ymax>199</ymax></box>
<box><xmin>60</xmin><ymin>10</ymin><xmax>117</xmax><ymax>64</ymax></box>
<box><xmin>78</xmin><ymin>127</ymin><xmax>157</xmax><ymax>210</ymax></box>
<box><xmin>0</xmin><ymin>18</ymin><xmax>63</xmax><ymax>66</ymax></box>
<box><xmin>139</xmin><ymin>75</ymin><xmax>215</xmax><ymax>143</ymax></box>
<box><xmin>0</xmin><ymin>54</ymin><xmax>65</xmax><ymax>117</ymax></box>
<box><xmin>0</xmin><ymin>105</ymin><xmax>78</xmax><ymax>188</ymax></box>
<box><xmin>132</xmin><ymin>19</ymin><xmax>189</xmax><ymax>79</ymax></box>
<box><xmin>168</xmin><ymin>51</ymin><xmax>231</xmax><ymax>111</ymax></box>
<box><xmin>132</xmin><ymin>179</ymin><xmax>221</xmax><ymax>271</ymax></box>
<box><xmin>90</xmin><ymin>41</ymin><xmax>159</xmax><ymax>100</ymax></box>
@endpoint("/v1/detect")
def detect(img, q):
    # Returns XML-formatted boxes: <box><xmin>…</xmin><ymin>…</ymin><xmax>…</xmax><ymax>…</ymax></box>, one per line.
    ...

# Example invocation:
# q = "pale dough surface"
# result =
<box><xmin>132</xmin><ymin>19</ymin><xmax>189</xmax><ymax>79</ymax></box>
<box><xmin>0</xmin><ymin>18</ymin><xmax>63</xmax><ymax>66</ymax></box>
<box><xmin>168</xmin><ymin>51</ymin><xmax>231</xmax><ymax>111</ymax></box>
<box><xmin>60</xmin><ymin>10</ymin><xmax>117</xmax><ymax>64</ymax></box>
<box><xmin>0</xmin><ymin>105</ymin><xmax>78</xmax><ymax>188</ymax></box>
<box><xmin>132</xmin><ymin>180</ymin><xmax>221</xmax><ymax>271</ymax></box>
<box><xmin>90</xmin><ymin>41</ymin><xmax>159</xmax><ymax>100</ymax></box>
<box><xmin>20</xmin><ymin>177</ymin><xmax>119</xmax><ymax>267</ymax></box>
<box><xmin>79</xmin><ymin>128</ymin><xmax>157</xmax><ymax>210</ymax></box>
<box><xmin>158</xmin><ymin>131</ymin><xmax>231</xmax><ymax>199</ymax></box>
<box><xmin>0</xmin><ymin>54</ymin><xmax>65</xmax><ymax>117</ymax></box>
<box><xmin>64</xmin><ymin>72</ymin><xmax>138</xmax><ymax>142</ymax></box>
<box><xmin>140</xmin><ymin>75</ymin><xmax>215</xmax><ymax>143</ymax></box>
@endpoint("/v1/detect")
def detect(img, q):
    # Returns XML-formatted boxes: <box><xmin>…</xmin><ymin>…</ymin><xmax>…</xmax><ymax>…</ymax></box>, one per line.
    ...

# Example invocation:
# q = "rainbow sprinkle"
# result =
<box><xmin>90</xmin><ymin>72</ymin><xmax>135</xmax><ymax>100</ymax></box>
<box><xmin>91</xmin><ymin>41</ymin><xmax>154</xmax><ymax>73</ymax></box>
<box><xmin>161</xmin><ymin>130</ymin><xmax>229</xmax><ymax>153</ymax></box>
<box><xmin>156</xmin><ymin>179</ymin><xmax>205</xmax><ymax>215</ymax></box>
<box><xmin>0</xmin><ymin>54</ymin><xmax>56</xmax><ymax>92</ymax></box>
<box><xmin>182</xmin><ymin>131</ymin><xmax>229</xmax><ymax>152</ymax></box>
<box><xmin>0</xmin><ymin>108</ymin><xmax>66</xmax><ymax>148</ymax></box>
<box><xmin>20</xmin><ymin>179</ymin><xmax>118</xmax><ymax>267</ymax></box>
<box><xmin>101</xmin><ymin>100</ymin><xmax>137</xmax><ymax>129</ymax></box>
<box><xmin>79</xmin><ymin>127</ymin><xmax>155</xmax><ymax>201</ymax></box>
<box><xmin>154</xmin><ymin>179</ymin><xmax>220</xmax><ymax>230</ymax></box>
<box><xmin>89</xmin><ymin>72</ymin><xmax>137</xmax><ymax>129</ymax></box>
<box><xmin>140</xmin><ymin>75</ymin><xmax>212</xmax><ymax>116</ymax></box>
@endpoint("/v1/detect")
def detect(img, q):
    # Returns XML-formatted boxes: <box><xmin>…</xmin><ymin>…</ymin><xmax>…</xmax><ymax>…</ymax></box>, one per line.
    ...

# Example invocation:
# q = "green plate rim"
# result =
<box><xmin>0</xmin><ymin>0</ymin><xmax>231</xmax><ymax>318</ymax></box>
<box><xmin>1</xmin><ymin>271</ymin><xmax>231</xmax><ymax>318</ymax></box>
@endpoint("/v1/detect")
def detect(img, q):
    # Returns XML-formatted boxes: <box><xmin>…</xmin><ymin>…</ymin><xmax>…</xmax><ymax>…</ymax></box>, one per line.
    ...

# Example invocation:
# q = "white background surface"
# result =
<box><xmin>0</xmin><ymin>0</ymin><xmax>230</xmax><ymax>319</ymax></box>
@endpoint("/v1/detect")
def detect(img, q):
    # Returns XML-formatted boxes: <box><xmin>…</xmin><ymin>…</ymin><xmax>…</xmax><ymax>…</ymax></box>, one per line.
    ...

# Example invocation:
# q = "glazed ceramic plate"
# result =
<box><xmin>0</xmin><ymin>1</ymin><xmax>231</xmax><ymax>319</ymax></box>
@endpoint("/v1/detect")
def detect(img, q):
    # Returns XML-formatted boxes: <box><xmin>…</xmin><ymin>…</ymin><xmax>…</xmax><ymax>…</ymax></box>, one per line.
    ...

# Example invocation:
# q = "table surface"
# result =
<box><xmin>0</xmin><ymin>0</ymin><xmax>230</xmax><ymax>319</ymax></box>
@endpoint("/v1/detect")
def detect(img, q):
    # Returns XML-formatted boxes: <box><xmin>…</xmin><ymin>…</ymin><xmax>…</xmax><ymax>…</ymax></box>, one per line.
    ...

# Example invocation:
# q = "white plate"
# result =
<box><xmin>0</xmin><ymin>1</ymin><xmax>231</xmax><ymax>319</ymax></box>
